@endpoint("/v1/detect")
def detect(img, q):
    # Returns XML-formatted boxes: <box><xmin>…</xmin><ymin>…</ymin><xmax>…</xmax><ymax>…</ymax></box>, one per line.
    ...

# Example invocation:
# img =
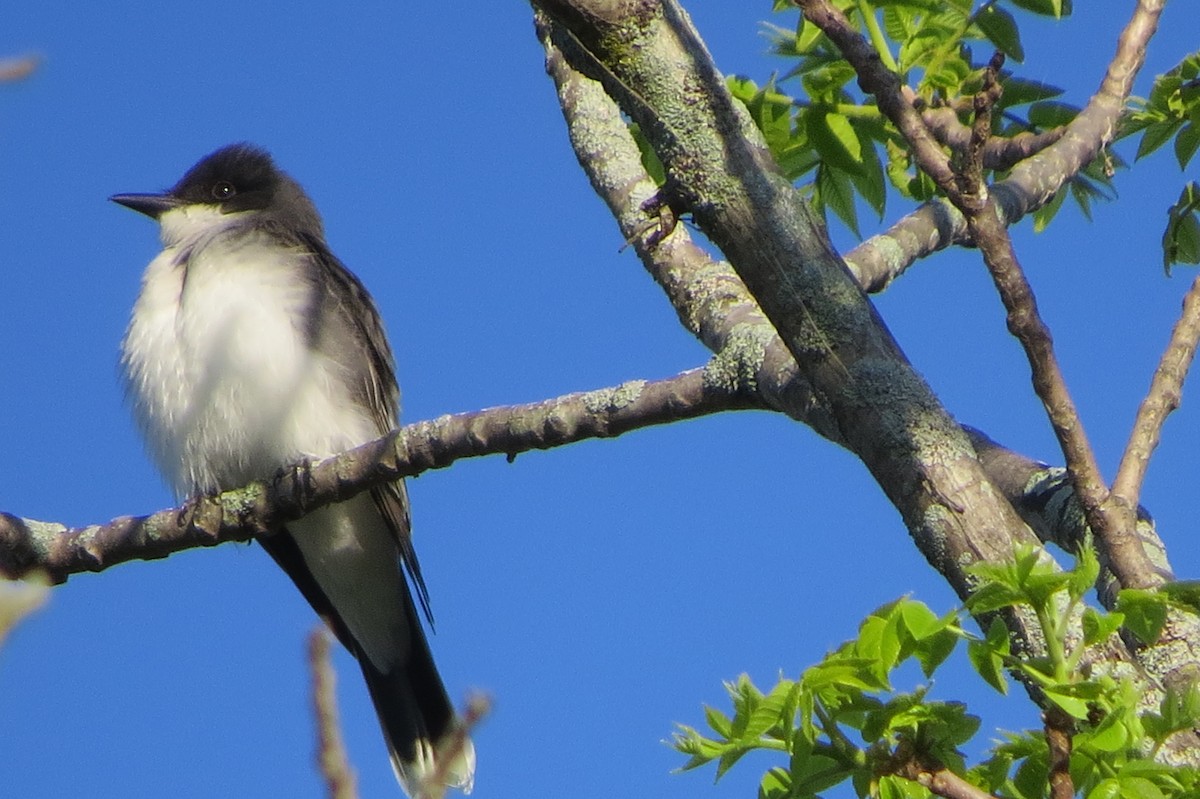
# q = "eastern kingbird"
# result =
<box><xmin>113</xmin><ymin>144</ymin><xmax>474</xmax><ymax>797</ymax></box>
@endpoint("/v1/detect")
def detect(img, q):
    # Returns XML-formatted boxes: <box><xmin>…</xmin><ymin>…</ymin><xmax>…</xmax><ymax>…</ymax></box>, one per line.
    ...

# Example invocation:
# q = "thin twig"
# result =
<box><xmin>308</xmin><ymin>628</ymin><xmax>359</xmax><ymax>799</ymax></box>
<box><xmin>0</xmin><ymin>54</ymin><xmax>39</xmax><ymax>82</ymax></box>
<box><xmin>1111</xmin><ymin>272</ymin><xmax>1200</xmax><ymax>508</ymax></box>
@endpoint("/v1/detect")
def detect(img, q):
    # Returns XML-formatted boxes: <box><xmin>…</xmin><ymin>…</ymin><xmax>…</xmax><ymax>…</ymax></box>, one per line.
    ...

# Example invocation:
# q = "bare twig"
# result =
<box><xmin>0</xmin><ymin>54</ymin><xmax>39</xmax><ymax>82</ymax></box>
<box><xmin>308</xmin><ymin>628</ymin><xmax>359</xmax><ymax>799</ymax></box>
<box><xmin>1111</xmin><ymin>273</ymin><xmax>1200</xmax><ymax>509</ymax></box>
<box><xmin>0</xmin><ymin>368</ymin><xmax>754</xmax><ymax>582</ymax></box>
<box><xmin>915</xmin><ymin>101</ymin><xmax>1066</xmax><ymax>171</ymax></box>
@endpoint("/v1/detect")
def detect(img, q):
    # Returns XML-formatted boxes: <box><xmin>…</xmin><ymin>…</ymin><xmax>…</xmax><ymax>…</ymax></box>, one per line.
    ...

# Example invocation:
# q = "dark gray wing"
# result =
<box><xmin>298</xmin><ymin>229</ymin><xmax>433</xmax><ymax>622</ymax></box>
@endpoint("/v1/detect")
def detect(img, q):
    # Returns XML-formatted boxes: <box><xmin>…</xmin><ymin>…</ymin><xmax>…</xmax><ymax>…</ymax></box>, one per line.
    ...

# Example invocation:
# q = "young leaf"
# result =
<box><xmin>1043</xmin><ymin>687</ymin><xmax>1091</xmax><ymax>720</ymax></box>
<box><xmin>759</xmin><ymin>766</ymin><xmax>792</xmax><ymax>799</ymax></box>
<box><xmin>967</xmin><ymin>616</ymin><xmax>1009</xmax><ymax>694</ymax></box>
<box><xmin>1160</xmin><ymin>579</ymin><xmax>1200</xmax><ymax>613</ymax></box>
<box><xmin>1067</xmin><ymin>538</ymin><xmax>1100</xmax><ymax>602</ymax></box>
<box><xmin>704</xmin><ymin>704</ymin><xmax>733</xmax><ymax>739</ymax></box>
<box><xmin>1116</xmin><ymin>589</ymin><xmax>1170</xmax><ymax>645</ymax></box>
<box><xmin>914</xmin><ymin>629</ymin><xmax>959</xmax><ymax>678</ymax></box>
<box><xmin>1082</xmin><ymin>607</ymin><xmax>1124</xmax><ymax>647</ymax></box>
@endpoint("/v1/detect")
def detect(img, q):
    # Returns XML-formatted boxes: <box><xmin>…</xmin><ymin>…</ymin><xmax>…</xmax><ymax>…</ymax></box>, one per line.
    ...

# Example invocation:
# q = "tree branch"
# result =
<box><xmin>309</xmin><ymin>628</ymin><xmax>359</xmax><ymax>799</ymax></box>
<box><xmin>1044</xmin><ymin>707</ymin><xmax>1075</xmax><ymax>799</ymax></box>
<box><xmin>840</xmin><ymin>0</ymin><xmax>1166</xmax><ymax>293</ymax></box>
<box><xmin>1111</xmin><ymin>272</ymin><xmax>1200</xmax><ymax>512</ymax></box>
<box><xmin>796</xmin><ymin>0</ymin><xmax>1167</xmax><ymax>593</ymax></box>
<box><xmin>532</xmin><ymin>0</ymin><xmax>1200</xmax><ymax>764</ymax></box>
<box><xmin>914</xmin><ymin>97</ymin><xmax>1066</xmax><ymax>172</ymax></box>
<box><xmin>533</xmin><ymin>0</ymin><xmax>1047</xmax><ymax>642</ymax></box>
<box><xmin>0</xmin><ymin>369</ymin><xmax>753</xmax><ymax>583</ymax></box>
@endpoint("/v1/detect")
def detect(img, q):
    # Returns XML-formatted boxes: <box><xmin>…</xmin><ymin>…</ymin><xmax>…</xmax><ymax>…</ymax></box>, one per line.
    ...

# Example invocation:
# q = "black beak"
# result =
<box><xmin>110</xmin><ymin>192</ymin><xmax>179</xmax><ymax>220</ymax></box>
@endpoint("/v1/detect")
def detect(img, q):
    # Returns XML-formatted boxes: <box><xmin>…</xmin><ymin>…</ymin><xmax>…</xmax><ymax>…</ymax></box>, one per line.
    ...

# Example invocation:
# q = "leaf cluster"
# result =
<box><xmin>727</xmin><ymin>0</ymin><xmax>1097</xmax><ymax>237</ymax></box>
<box><xmin>1121</xmin><ymin>53</ymin><xmax>1200</xmax><ymax>273</ymax></box>
<box><xmin>674</xmin><ymin>542</ymin><xmax>1200</xmax><ymax>798</ymax></box>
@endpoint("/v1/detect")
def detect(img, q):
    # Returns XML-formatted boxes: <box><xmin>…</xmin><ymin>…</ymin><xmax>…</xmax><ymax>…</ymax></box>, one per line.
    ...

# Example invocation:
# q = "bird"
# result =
<box><xmin>112</xmin><ymin>143</ymin><xmax>474</xmax><ymax>797</ymax></box>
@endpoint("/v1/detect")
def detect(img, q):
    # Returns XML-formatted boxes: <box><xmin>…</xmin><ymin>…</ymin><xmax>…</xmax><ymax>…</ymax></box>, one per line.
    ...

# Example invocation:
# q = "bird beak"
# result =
<box><xmin>110</xmin><ymin>192</ymin><xmax>179</xmax><ymax>220</ymax></box>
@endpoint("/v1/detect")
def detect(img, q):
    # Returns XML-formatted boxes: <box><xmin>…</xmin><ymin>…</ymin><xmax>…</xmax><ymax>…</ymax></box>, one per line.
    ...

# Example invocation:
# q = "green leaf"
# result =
<box><xmin>1118</xmin><ymin>776</ymin><xmax>1167</xmax><ymax>799</ymax></box>
<box><xmin>975</xmin><ymin>7</ymin><xmax>1024</xmax><ymax>62</ymax></box>
<box><xmin>806</xmin><ymin>110</ymin><xmax>864</xmax><ymax>174</ymax></box>
<box><xmin>704</xmin><ymin>704</ymin><xmax>732</xmax><ymax>739</ymax></box>
<box><xmin>714</xmin><ymin>746</ymin><xmax>750</xmax><ymax>781</ymax></box>
<box><xmin>759</xmin><ymin>766</ymin><xmax>791</xmax><ymax>799</ymax></box>
<box><xmin>999</xmin><ymin>76</ymin><xmax>1064</xmax><ymax>108</ymax></box>
<box><xmin>800</xmin><ymin>62</ymin><xmax>858</xmax><ymax>102</ymax></box>
<box><xmin>1067</xmin><ymin>539</ymin><xmax>1100</xmax><ymax>602</ymax></box>
<box><xmin>627</xmin><ymin>122</ymin><xmax>666</xmax><ymax>186</ymax></box>
<box><xmin>1162</xmin><ymin>182</ymin><xmax>1200</xmax><ymax>273</ymax></box>
<box><xmin>1084</xmin><ymin>709</ymin><xmax>1130</xmax><ymax>752</ymax></box>
<box><xmin>965</xmin><ymin>581</ymin><xmax>1025</xmax><ymax>614</ymax></box>
<box><xmin>803</xmin><ymin>656</ymin><xmax>890</xmax><ymax>693</ymax></box>
<box><xmin>793</xmin><ymin>752</ymin><xmax>850</xmax><ymax>794</ymax></box>
<box><xmin>1028</xmin><ymin>100</ymin><xmax>1079</xmax><ymax>129</ymax></box>
<box><xmin>1033</xmin><ymin>184</ymin><xmax>1068</xmax><ymax>232</ymax></box>
<box><xmin>1116</xmin><ymin>589</ymin><xmax>1170</xmax><ymax>645</ymax></box>
<box><xmin>879</xmin><ymin>775</ymin><xmax>934</xmax><ymax>799</ymax></box>
<box><xmin>846</xmin><ymin>127</ymin><xmax>887</xmax><ymax>219</ymax></box>
<box><xmin>1160</xmin><ymin>579</ymin><xmax>1200</xmax><ymax>611</ymax></box>
<box><xmin>1175</xmin><ymin>122</ymin><xmax>1200</xmax><ymax>169</ymax></box>
<box><xmin>967</xmin><ymin>617</ymin><xmax>1009</xmax><ymax>694</ymax></box>
<box><xmin>898</xmin><ymin>598</ymin><xmax>942</xmax><ymax>640</ymax></box>
<box><xmin>1157</xmin><ymin>677</ymin><xmax>1200</xmax><ymax>734</ymax></box>
<box><xmin>1137</xmin><ymin>119</ymin><xmax>1184</xmax><ymax>161</ymax></box>
<box><xmin>914</xmin><ymin>629</ymin><xmax>958</xmax><ymax>678</ymax></box>
<box><xmin>1044</xmin><ymin>687</ymin><xmax>1091</xmax><ymax>720</ymax></box>
<box><xmin>1082</xmin><ymin>607</ymin><xmax>1124</xmax><ymax>647</ymax></box>
<box><xmin>671</xmin><ymin>724</ymin><xmax>723</xmax><ymax>769</ymax></box>
<box><xmin>1010</xmin><ymin>0</ymin><xmax>1071</xmax><ymax>17</ymax></box>
<box><xmin>815</xmin><ymin>163</ymin><xmax>861</xmax><ymax>237</ymax></box>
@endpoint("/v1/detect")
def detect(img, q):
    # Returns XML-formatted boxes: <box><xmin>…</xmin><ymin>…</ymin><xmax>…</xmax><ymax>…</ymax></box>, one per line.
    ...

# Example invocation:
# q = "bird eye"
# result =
<box><xmin>211</xmin><ymin>181</ymin><xmax>236</xmax><ymax>200</ymax></box>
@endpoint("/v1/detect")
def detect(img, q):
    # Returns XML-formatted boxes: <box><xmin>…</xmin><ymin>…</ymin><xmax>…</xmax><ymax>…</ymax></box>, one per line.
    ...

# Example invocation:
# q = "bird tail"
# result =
<box><xmin>357</xmin><ymin>598</ymin><xmax>476</xmax><ymax>798</ymax></box>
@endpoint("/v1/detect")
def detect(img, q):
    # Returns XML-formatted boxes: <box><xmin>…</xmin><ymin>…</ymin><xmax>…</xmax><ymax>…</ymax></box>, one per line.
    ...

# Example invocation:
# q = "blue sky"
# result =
<box><xmin>1</xmin><ymin>3</ymin><xmax>1197</xmax><ymax>798</ymax></box>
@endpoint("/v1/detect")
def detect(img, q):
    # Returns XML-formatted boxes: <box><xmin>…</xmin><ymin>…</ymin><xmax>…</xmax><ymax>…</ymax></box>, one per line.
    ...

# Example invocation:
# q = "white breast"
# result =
<box><xmin>120</xmin><ymin>206</ymin><xmax>377</xmax><ymax>496</ymax></box>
